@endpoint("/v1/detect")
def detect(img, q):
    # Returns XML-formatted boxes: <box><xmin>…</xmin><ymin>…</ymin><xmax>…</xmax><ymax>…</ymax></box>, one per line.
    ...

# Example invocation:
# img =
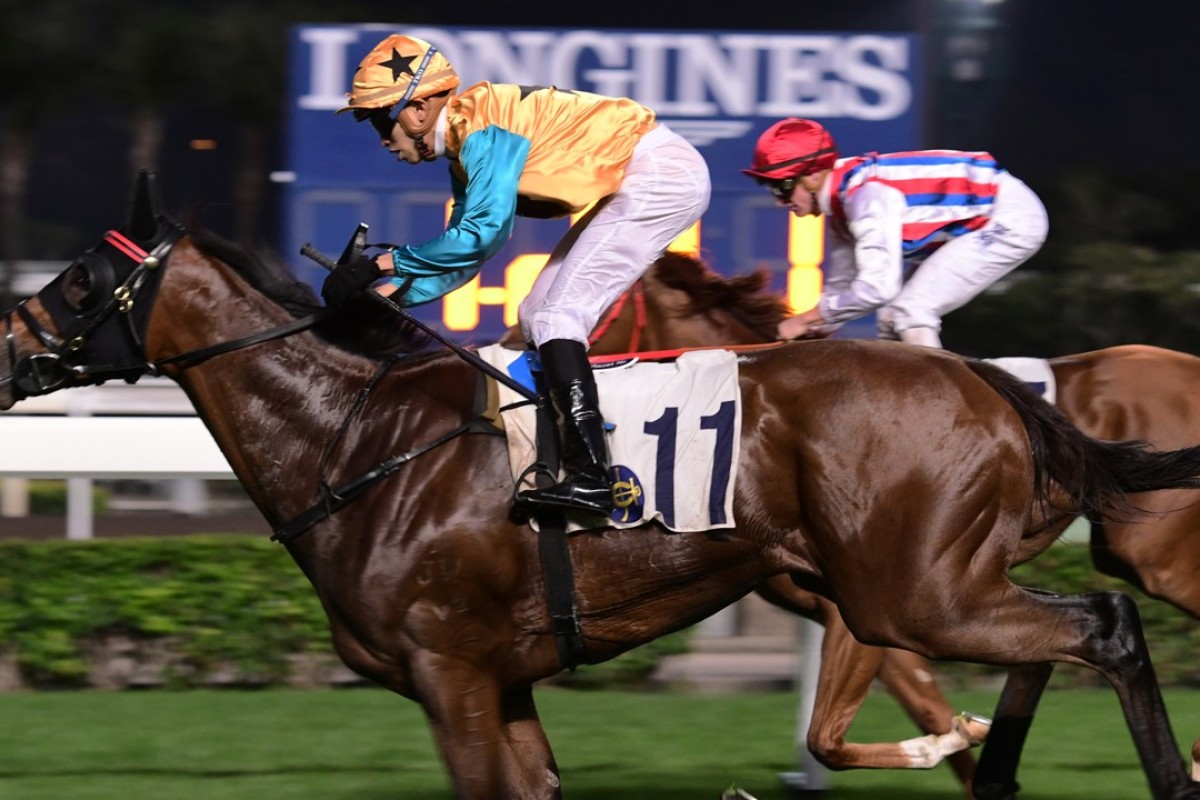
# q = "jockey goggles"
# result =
<box><xmin>756</xmin><ymin>177</ymin><xmax>797</xmax><ymax>200</ymax></box>
<box><xmin>355</xmin><ymin>106</ymin><xmax>400</xmax><ymax>138</ymax></box>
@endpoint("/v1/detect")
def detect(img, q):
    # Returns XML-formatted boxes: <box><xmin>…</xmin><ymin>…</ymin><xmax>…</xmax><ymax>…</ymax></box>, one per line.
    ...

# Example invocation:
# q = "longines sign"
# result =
<box><xmin>298</xmin><ymin>27</ymin><xmax>915</xmax><ymax>131</ymax></box>
<box><xmin>283</xmin><ymin>25</ymin><xmax>921</xmax><ymax>341</ymax></box>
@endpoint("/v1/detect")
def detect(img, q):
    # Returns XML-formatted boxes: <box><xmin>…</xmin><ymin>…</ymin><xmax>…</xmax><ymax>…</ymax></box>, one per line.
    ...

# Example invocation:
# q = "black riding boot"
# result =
<box><xmin>519</xmin><ymin>339</ymin><xmax>614</xmax><ymax>515</ymax></box>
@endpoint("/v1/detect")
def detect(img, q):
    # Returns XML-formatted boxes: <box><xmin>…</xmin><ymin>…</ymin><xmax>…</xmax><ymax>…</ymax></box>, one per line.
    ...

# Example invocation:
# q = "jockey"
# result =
<box><xmin>324</xmin><ymin>34</ymin><xmax>712</xmax><ymax>515</ymax></box>
<box><xmin>742</xmin><ymin>118</ymin><xmax>1048</xmax><ymax>348</ymax></box>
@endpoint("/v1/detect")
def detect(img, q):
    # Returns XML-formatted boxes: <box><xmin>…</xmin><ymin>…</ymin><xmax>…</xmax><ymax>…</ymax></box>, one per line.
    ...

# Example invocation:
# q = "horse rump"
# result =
<box><xmin>965</xmin><ymin>356</ymin><xmax>1200</xmax><ymax>523</ymax></box>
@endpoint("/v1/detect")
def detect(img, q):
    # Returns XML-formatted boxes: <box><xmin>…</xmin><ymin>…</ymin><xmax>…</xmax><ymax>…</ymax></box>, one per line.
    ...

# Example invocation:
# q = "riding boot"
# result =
<box><xmin>519</xmin><ymin>339</ymin><xmax>614</xmax><ymax>515</ymax></box>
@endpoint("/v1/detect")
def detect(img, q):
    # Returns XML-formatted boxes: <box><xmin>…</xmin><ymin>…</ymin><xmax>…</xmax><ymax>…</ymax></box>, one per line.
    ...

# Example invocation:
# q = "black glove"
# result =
<box><xmin>321</xmin><ymin>254</ymin><xmax>384</xmax><ymax>308</ymax></box>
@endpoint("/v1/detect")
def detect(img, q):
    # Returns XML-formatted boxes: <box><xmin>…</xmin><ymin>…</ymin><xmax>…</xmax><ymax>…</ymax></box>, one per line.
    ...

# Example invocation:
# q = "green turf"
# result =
<box><xmin>0</xmin><ymin>685</ymin><xmax>1197</xmax><ymax>799</ymax></box>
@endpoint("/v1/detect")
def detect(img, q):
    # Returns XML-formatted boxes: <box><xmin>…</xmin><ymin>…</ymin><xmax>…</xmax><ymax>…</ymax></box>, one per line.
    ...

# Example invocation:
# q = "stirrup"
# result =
<box><xmin>519</xmin><ymin>475</ymin><xmax>613</xmax><ymax>515</ymax></box>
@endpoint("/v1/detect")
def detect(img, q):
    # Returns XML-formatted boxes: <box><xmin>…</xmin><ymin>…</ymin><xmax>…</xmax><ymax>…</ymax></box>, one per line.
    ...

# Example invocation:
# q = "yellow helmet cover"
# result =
<box><xmin>338</xmin><ymin>34</ymin><xmax>460</xmax><ymax>114</ymax></box>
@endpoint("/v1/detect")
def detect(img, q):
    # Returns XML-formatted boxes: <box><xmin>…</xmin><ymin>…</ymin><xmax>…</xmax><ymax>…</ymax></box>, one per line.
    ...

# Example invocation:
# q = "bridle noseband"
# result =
<box><xmin>4</xmin><ymin>227</ymin><xmax>183</xmax><ymax>401</ymax></box>
<box><xmin>3</xmin><ymin>221</ymin><xmax>340</xmax><ymax>406</ymax></box>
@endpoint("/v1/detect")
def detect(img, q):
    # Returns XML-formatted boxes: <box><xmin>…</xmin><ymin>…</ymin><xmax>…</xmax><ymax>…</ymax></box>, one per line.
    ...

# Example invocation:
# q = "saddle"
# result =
<box><xmin>478</xmin><ymin>344</ymin><xmax>743</xmax><ymax>532</ymax></box>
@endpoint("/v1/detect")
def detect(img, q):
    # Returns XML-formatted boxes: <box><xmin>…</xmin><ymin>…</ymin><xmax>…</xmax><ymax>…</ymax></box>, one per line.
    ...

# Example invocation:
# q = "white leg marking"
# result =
<box><xmin>899</xmin><ymin>712</ymin><xmax>992</xmax><ymax>769</ymax></box>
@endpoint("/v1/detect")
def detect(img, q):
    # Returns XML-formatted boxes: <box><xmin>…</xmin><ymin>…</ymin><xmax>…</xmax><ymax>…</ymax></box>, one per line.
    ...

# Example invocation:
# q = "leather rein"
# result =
<box><xmin>6</xmin><ymin>227</ymin><xmax>497</xmax><ymax>546</ymax></box>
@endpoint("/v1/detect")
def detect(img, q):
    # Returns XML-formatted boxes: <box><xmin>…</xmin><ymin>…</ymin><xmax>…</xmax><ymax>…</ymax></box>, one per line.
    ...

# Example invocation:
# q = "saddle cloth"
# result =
<box><xmin>984</xmin><ymin>357</ymin><xmax>1056</xmax><ymax>404</ymax></box>
<box><xmin>477</xmin><ymin>345</ymin><xmax>741</xmax><ymax>532</ymax></box>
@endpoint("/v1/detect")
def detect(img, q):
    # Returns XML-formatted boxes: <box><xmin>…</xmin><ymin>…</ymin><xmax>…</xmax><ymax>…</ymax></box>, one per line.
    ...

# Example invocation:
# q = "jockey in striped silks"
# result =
<box><xmin>744</xmin><ymin>118</ymin><xmax>1048</xmax><ymax>348</ymax></box>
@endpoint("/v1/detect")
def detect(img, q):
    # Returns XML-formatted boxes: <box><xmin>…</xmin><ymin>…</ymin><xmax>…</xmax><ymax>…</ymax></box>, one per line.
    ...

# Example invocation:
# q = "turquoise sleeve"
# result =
<box><xmin>387</xmin><ymin>126</ymin><xmax>530</xmax><ymax>307</ymax></box>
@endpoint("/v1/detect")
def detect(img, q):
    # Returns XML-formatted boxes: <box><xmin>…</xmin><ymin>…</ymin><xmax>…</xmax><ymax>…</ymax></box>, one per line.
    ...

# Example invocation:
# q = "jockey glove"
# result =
<box><xmin>321</xmin><ymin>255</ymin><xmax>384</xmax><ymax>308</ymax></box>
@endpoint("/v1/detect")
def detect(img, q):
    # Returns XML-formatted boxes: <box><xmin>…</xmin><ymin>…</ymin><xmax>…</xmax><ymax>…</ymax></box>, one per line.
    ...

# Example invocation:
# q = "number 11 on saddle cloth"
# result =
<box><xmin>478</xmin><ymin>345</ymin><xmax>742</xmax><ymax>532</ymax></box>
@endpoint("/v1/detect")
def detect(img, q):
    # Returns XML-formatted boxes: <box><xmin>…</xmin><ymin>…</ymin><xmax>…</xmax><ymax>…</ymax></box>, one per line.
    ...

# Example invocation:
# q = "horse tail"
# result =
<box><xmin>964</xmin><ymin>357</ymin><xmax>1200</xmax><ymax>521</ymax></box>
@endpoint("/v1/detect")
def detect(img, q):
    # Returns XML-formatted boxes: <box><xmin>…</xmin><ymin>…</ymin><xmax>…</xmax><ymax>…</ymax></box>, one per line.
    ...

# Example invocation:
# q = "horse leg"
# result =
<box><xmin>873</xmin><ymin>587</ymin><xmax>1197</xmax><ymax>800</ymax></box>
<box><xmin>758</xmin><ymin>577</ymin><xmax>983</xmax><ymax>786</ymax></box>
<box><xmin>412</xmin><ymin>653</ymin><xmax>562</xmax><ymax>800</ymax></box>
<box><xmin>971</xmin><ymin>662</ymin><xmax>1053</xmax><ymax>800</ymax></box>
<box><xmin>807</xmin><ymin>604</ymin><xmax>987</xmax><ymax>777</ymax></box>
<box><xmin>877</xmin><ymin>647</ymin><xmax>984</xmax><ymax>794</ymax></box>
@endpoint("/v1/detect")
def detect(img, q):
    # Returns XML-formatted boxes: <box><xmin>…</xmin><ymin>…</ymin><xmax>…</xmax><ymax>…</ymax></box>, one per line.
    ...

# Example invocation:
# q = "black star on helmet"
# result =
<box><xmin>378</xmin><ymin>49</ymin><xmax>418</xmax><ymax>82</ymax></box>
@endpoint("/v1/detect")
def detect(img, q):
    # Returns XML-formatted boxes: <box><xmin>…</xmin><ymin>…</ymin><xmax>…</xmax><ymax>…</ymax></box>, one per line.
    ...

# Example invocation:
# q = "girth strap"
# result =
<box><xmin>529</xmin><ymin>373</ymin><xmax>586</xmax><ymax>671</ymax></box>
<box><xmin>536</xmin><ymin>508</ymin><xmax>585</xmax><ymax>671</ymax></box>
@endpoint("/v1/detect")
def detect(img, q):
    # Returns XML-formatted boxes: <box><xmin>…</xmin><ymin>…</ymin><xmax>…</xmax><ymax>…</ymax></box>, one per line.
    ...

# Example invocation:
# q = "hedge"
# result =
<box><xmin>0</xmin><ymin>535</ymin><xmax>1196</xmax><ymax>690</ymax></box>
<box><xmin>0</xmin><ymin>535</ymin><xmax>689</xmax><ymax>690</ymax></box>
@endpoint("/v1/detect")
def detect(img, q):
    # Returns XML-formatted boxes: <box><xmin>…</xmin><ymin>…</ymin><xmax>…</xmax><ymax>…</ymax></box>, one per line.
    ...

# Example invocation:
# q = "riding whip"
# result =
<box><xmin>300</xmin><ymin>231</ymin><xmax>536</xmax><ymax>402</ymax></box>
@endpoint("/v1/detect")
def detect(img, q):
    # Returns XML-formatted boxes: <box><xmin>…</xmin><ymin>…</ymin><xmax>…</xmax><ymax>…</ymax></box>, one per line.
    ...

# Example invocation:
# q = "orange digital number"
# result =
<box><xmin>787</xmin><ymin>214</ymin><xmax>824</xmax><ymax>313</ymax></box>
<box><xmin>439</xmin><ymin>211</ymin><xmax>821</xmax><ymax>331</ymax></box>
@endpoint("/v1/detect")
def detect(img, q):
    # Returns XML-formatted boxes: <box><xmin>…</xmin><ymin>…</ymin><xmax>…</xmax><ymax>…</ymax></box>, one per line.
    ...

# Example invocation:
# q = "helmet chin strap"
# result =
<box><xmin>399</xmin><ymin>112</ymin><xmax>437</xmax><ymax>161</ymax></box>
<box><xmin>413</xmin><ymin>135</ymin><xmax>434</xmax><ymax>160</ymax></box>
<box><xmin>808</xmin><ymin>190</ymin><xmax>821</xmax><ymax>216</ymax></box>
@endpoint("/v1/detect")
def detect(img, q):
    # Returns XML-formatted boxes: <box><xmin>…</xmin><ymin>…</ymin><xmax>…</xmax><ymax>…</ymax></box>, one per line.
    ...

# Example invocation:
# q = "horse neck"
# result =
<box><xmin>638</xmin><ymin>283</ymin><xmax>771</xmax><ymax>351</ymax></box>
<box><xmin>144</xmin><ymin>248</ymin><xmax>381</xmax><ymax>521</ymax></box>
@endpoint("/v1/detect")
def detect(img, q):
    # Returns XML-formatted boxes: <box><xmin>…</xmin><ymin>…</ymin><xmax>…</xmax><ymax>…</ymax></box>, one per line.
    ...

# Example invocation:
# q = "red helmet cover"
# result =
<box><xmin>742</xmin><ymin>118</ymin><xmax>838</xmax><ymax>180</ymax></box>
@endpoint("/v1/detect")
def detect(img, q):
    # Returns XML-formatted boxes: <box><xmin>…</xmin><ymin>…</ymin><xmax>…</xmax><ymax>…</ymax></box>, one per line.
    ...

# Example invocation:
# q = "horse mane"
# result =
<box><xmin>650</xmin><ymin>252</ymin><xmax>790</xmax><ymax>333</ymax></box>
<box><xmin>186</xmin><ymin>228</ymin><xmax>433</xmax><ymax>359</ymax></box>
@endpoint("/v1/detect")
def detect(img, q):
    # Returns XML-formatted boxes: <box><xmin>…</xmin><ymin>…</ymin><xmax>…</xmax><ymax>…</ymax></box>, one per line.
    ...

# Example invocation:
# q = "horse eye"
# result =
<box><xmin>61</xmin><ymin>262</ymin><xmax>98</xmax><ymax>311</ymax></box>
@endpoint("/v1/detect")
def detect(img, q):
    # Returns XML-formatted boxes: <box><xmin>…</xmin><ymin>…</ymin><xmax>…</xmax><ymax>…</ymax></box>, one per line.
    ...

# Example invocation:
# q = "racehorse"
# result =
<box><xmin>503</xmin><ymin>254</ymin><xmax>987</xmax><ymax>791</ymax></box>
<box><xmin>576</xmin><ymin>254</ymin><xmax>1200</xmax><ymax>622</ymax></box>
<box><xmin>5</xmin><ymin>173</ymin><xmax>1200</xmax><ymax>800</ymax></box>
<box><xmin>568</xmin><ymin>250</ymin><xmax>1200</xmax><ymax>792</ymax></box>
<box><xmin>502</xmin><ymin>255</ymin><xmax>994</xmax><ymax>782</ymax></box>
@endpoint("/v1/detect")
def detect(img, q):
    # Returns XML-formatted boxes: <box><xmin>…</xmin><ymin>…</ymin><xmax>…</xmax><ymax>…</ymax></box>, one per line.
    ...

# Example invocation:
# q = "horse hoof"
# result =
<box><xmin>972</xmin><ymin>780</ymin><xmax>1020</xmax><ymax>800</ymax></box>
<box><xmin>954</xmin><ymin>710</ymin><xmax>993</xmax><ymax>746</ymax></box>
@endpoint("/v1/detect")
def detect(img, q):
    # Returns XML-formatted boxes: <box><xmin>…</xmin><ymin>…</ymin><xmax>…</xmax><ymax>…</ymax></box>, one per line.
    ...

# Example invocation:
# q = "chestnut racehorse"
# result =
<box><xmin>6</xmin><ymin>175</ymin><xmax>1200</xmax><ymax>800</ymax></box>
<box><xmin>561</xmin><ymin>250</ymin><xmax>1200</xmax><ymax>794</ymax></box>
<box><xmin>502</xmin><ymin>254</ymin><xmax>987</xmax><ymax>793</ymax></box>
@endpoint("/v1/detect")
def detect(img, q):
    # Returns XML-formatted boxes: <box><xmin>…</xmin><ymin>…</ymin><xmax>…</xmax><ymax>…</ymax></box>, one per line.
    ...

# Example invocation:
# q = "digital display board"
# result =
<box><xmin>283</xmin><ymin>24</ymin><xmax>922</xmax><ymax>343</ymax></box>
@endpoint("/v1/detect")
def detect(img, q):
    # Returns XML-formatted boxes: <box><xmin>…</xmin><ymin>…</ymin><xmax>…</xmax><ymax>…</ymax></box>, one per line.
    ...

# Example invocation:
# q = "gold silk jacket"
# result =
<box><xmin>444</xmin><ymin>82</ymin><xmax>657</xmax><ymax>217</ymax></box>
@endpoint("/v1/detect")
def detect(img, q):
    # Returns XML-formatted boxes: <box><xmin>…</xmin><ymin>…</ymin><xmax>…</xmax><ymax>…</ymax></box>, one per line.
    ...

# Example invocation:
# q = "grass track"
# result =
<box><xmin>1</xmin><ymin>686</ymin><xmax>1198</xmax><ymax>799</ymax></box>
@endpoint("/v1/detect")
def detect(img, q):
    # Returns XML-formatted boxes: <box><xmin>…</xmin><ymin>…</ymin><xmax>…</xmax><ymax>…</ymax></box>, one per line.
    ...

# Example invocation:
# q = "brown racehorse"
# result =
<box><xmin>566</xmin><ymin>250</ymin><xmax>1200</xmax><ymax>793</ymax></box>
<box><xmin>508</xmin><ymin>268</ymin><xmax>989</xmax><ymax>793</ymax></box>
<box><xmin>503</xmin><ymin>254</ymin><xmax>990</xmax><ymax>792</ymax></box>
<box><xmin>6</xmin><ymin>175</ymin><xmax>1200</xmax><ymax>800</ymax></box>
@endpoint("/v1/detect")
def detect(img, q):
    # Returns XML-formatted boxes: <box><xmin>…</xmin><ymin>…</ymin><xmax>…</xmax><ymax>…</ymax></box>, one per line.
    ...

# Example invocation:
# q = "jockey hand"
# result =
<box><xmin>777</xmin><ymin>307</ymin><xmax>832</xmax><ymax>341</ymax></box>
<box><xmin>321</xmin><ymin>254</ymin><xmax>386</xmax><ymax>308</ymax></box>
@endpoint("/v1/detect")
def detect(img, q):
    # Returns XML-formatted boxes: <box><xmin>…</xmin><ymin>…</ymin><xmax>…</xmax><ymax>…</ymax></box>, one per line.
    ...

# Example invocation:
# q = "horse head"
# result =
<box><xmin>639</xmin><ymin>252</ymin><xmax>788</xmax><ymax>347</ymax></box>
<box><xmin>0</xmin><ymin>171</ymin><xmax>183</xmax><ymax>409</ymax></box>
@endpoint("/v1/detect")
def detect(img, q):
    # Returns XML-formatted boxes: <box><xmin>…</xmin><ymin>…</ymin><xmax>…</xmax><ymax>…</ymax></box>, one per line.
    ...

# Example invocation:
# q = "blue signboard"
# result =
<box><xmin>283</xmin><ymin>24</ymin><xmax>922</xmax><ymax>343</ymax></box>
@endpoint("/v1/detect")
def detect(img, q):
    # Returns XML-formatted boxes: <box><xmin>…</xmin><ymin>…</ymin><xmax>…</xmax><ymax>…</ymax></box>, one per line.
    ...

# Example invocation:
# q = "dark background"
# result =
<box><xmin>7</xmin><ymin>0</ymin><xmax>1200</xmax><ymax>355</ymax></box>
<box><xmin>17</xmin><ymin>0</ymin><xmax>1199</xmax><ymax>248</ymax></box>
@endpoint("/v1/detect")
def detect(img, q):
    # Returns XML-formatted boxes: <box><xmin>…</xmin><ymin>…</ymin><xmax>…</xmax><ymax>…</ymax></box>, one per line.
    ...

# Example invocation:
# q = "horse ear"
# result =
<box><xmin>127</xmin><ymin>169</ymin><xmax>165</xmax><ymax>243</ymax></box>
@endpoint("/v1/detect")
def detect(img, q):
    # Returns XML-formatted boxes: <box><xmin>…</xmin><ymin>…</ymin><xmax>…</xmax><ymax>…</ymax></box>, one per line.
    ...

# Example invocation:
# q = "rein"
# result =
<box><xmin>153</xmin><ymin>310</ymin><xmax>336</xmax><ymax>369</ymax></box>
<box><xmin>588</xmin><ymin>280</ymin><xmax>646</xmax><ymax>353</ymax></box>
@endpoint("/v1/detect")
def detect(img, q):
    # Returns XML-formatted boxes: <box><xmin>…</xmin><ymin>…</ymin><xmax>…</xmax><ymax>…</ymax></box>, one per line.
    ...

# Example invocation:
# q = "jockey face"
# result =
<box><xmin>774</xmin><ymin>171</ymin><xmax>826</xmax><ymax>217</ymax></box>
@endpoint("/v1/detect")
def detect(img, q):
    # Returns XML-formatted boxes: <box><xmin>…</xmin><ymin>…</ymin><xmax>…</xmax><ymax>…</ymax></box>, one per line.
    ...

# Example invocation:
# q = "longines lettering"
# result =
<box><xmin>298</xmin><ymin>28</ymin><xmax>912</xmax><ymax>120</ymax></box>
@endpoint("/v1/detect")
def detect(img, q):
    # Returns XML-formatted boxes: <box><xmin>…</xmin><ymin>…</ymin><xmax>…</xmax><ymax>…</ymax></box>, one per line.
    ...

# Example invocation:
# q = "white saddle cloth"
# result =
<box><xmin>984</xmin><ymin>357</ymin><xmax>1056</xmax><ymax>403</ymax></box>
<box><xmin>477</xmin><ymin>345</ymin><xmax>741</xmax><ymax>532</ymax></box>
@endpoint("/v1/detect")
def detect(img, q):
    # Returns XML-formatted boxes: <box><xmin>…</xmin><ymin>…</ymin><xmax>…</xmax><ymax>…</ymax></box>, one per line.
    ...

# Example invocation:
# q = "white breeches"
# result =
<box><xmin>519</xmin><ymin>124</ymin><xmax>711</xmax><ymax>347</ymax></box>
<box><xmin>878</xmin><ymin>172</ymin><xmax>1049</xmax><ymax>339</ymax></box>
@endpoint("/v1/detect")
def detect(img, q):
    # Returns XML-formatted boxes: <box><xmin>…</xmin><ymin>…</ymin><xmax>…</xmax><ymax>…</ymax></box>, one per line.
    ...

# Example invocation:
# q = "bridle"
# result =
<box><xmin>4</xmin><ymin>225</ymin><xmax>183</xmax><ymax>401</ymax></box>
<box><xmin>2</xmin><ymin>222</ymin><xmax>332</xmax><ymax>403</ymax></box>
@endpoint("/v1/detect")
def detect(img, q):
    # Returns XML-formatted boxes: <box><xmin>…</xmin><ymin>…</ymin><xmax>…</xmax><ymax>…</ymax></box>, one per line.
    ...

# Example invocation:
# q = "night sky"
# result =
<box><xmin>22</xmin><ymin>0</ymin><xmax>1200</xmax><ymax>254</ymax></box>
<box><xmin>421</xmin><ymin>0</ymin><xmax>1200</xmax><ymax>183</ymax></box>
